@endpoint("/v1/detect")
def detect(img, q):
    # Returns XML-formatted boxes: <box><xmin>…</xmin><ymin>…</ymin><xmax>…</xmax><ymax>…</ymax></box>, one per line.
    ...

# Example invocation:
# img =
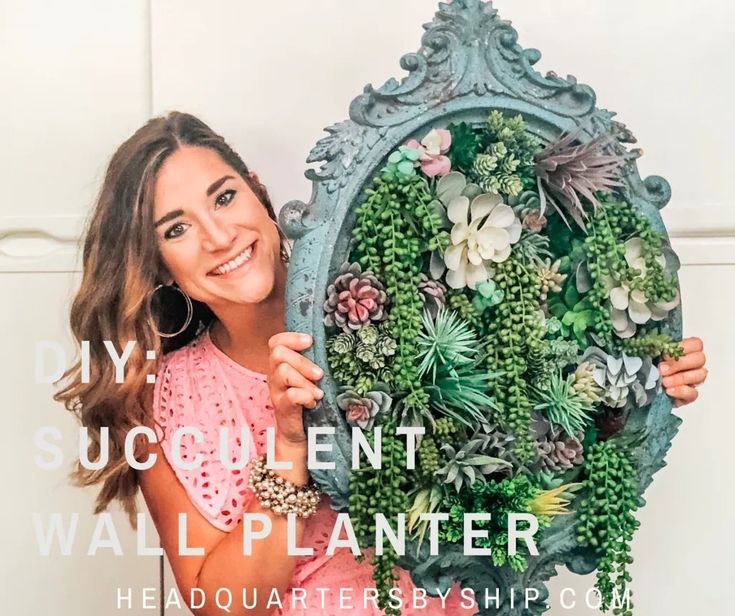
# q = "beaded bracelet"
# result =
<box><xmin>247</xmin><ymin>454</ymin><xmax>322</xmax><ymax>518</ymax></box>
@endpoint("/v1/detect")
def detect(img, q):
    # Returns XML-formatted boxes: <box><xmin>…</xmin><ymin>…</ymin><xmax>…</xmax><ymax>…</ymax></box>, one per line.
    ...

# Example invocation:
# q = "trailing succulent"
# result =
<box><xmin>320</xmin><ymin>110</ymin><xmax>683</xmax><ymax>615</ymax></box>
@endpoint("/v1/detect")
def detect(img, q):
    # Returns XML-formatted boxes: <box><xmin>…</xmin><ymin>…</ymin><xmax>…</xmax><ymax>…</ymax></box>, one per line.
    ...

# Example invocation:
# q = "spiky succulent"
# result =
<box><xmin>423</xmin><ymin>352</ymin><xmax>500</xmax><ymax>429</ymax></box>
<box><xmin>531</xmin><ymin>370</ymin><xmax>595</xmax><ymax>437</ymax></box>
<box><xmin>534</xmin><ymin>130</ymin><xmax>626</xmax><ymax>230</ymax></box>
<box><xmin>436</xmin><ymin>438</ymin><xmax>512</xmax><ymax>492</ymax></box>
<box><xmin>416</xmin><ymin>306</ymin><xmax>480</xmax><ymax>382</ymax></box>
<box><xmin>513</xmin><ymin>229</ymin><xmax>553</xmax><ymax>266</ymax></box>
<box><xmin>323</xmin><ymin>261</ymin><xmax>389</xmax><ymax>333</ymax></box>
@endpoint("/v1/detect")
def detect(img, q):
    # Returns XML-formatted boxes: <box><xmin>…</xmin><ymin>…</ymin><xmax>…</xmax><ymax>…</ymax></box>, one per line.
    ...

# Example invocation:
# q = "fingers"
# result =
<box><xmin>267</xmin><ymin>331</ymin><xmax>325</xmax><ymax>414</ymax></box>
<box><xmin>662</xmin><ymin>368</ymin><xmax>708</xmax><ymax>389</ymax></box>
<box><xmin>668</xmin><ymin>385</ymin><xmax>699</xmax><ymax>406</ymax></box>
<box><xmin>659</xmin><ymin>351</ymin><xmax>706</xmax><ymax>376</ymax></box>
<box><xmin>269</xmin><ymin>331</ymin><xmax>314</xmax><ymax>352</ymax></box>
<box><xmin>274</xmin><ymin>362</ymin><xmax>323</xmax><ymax>400</ymax></box>
<box><xmin>270</xmin><ymin>343</ymin><xmax>324</xmax><ymax>383</ymax></box>
<box><xmin>680</xmin><ymin>336</ymin><xmax>704</xmax><ymax>354</ymax></box>
<box><xmin>662</xmin><ymin>336</ymin><xmax>703</xmax><ymax>361</ymax></box>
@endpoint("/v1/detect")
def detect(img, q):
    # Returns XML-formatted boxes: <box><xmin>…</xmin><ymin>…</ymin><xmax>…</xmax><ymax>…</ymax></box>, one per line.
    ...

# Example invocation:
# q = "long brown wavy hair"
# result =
<box><xmin>54</xmin><ymin>111</ymin><xmax>290</xmax><ymax>528</ymax></box>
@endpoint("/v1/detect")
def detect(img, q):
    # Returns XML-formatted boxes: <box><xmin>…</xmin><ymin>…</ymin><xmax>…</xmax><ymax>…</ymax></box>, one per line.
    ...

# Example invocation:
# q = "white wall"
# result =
<box><xmin>1</xmin><ymin>1</ymin><xmax>732</xmax><ymax>614</ymax></box>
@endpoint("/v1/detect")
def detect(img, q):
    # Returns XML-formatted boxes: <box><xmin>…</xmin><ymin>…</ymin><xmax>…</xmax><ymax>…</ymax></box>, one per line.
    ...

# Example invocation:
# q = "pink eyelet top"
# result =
<box><xmin>152</xmin><ymin>328</ymin><xmax>476</xmax><ymax>615</ymax></box>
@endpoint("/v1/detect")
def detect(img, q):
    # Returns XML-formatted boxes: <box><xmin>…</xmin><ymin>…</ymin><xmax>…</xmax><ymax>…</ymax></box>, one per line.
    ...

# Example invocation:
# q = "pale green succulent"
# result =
<box><xmin>436</xmin><ymin>438</ymin><xmax>512</xmax><ymax>492</ymax></box>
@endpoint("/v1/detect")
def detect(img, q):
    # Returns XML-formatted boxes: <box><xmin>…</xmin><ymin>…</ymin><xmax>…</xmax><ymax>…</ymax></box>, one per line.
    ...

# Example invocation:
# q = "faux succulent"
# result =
<box><xmin>534</xmin><ymin>130</ymin><xmax>626</xmax><ymax>230</ymax></box>
<box><xmin>428</xmin><ymin>171</ymin><xmax>522</xmax><ymax>290</ymax></box>
<box><xmin>381</xmin><ymin>145</ymin><xmax>421</xmax><ymax>180</ymax></box>
<box><xmin>581</xmin><ymin>346</ymin><xmax>660</xmax><ymax>409</ymax></box>
<box><xmin>406</xmin><ymin>128</ymin><xmax>452</xmax><ymax>177</ymax></box>
<box><xmin>417</xmin><ymin>272</ymin><xmax>448</xmax><ymax>320</ymax></box>
<box><xmin>436</xmin><ymin>438</ymin><xmax>512</xmax><ymax>492</ymax></box>
<box><xmin>470</xmin><ymin>279</ymin><xmax>504</xmax><ymax>314</ymax></box>
<box><xmin>568</xmin><ymin>361</ymin><xmax>604</xmax><ymax>406</ymax></box>
<box><xmin>323</xmin><ymin>261</ymin><xmax>389</xmax><ymax>334</ymax></box>
<box><xmin>471</xmin><ymin>143</ymin><xmax>523</xmax><ymax>196</ymax></box>
<box><xmin>336</xmin><ymin>384</ymin><xmax>393</xmax><ymax>430</ymax></box>
<box><xmin>537</xmin><ymin>258</ymin><xmax>567</xmax><ymax>301</ymax></box>
<box><xmin>472</xmin><ymin>422</ymin><xmax>519</xmax><ymax>470</ymax></box>
<box><xmin>531</xmin><ymin>411</ymin><xmax>585</xmax><ymax>472</ymax></box>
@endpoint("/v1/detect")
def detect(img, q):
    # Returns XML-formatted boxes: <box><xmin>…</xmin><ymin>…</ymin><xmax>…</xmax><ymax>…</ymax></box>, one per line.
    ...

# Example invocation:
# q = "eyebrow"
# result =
<box><xmin>154</xmin><ymin>209</ymin><xmax>184</xmax><ymax>228</ymax></box>
<box><xmin>206</xmin><ymin>175</ymin><xmax>235</xmax><ymax>196</ymax></box>
<box><xmin>153</xmin><ymin>175</ymin><xmax>236</xmax><ymax>228</ymax></box>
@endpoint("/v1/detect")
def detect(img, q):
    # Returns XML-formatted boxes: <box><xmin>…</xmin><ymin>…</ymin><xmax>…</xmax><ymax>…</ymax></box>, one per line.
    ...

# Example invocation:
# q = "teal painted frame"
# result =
<box><xmin>279</xmin><ymin>1</ymin><xmax>682</xmax><ymax>613</ymax></box>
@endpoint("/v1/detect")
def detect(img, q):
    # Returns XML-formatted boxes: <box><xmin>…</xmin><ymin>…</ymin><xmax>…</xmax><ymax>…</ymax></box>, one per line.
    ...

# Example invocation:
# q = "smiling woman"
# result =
<box><xmin>53</xmin><ymin>111</ymin><xmax>474</xmax><ymax>615</ymax></box>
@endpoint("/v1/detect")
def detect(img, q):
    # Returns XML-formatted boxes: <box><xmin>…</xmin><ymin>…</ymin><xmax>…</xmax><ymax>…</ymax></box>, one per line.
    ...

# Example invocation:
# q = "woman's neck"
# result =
<box><xmin>209</xmin><ymin>260</ymin><xmax>288</xmax><ymax>357</ymax></box>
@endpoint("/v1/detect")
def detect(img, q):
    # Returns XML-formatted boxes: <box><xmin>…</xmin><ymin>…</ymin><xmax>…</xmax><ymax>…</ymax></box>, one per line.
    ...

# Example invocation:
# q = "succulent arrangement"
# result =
<box><xmin>322</xmin><ymin>110</ymin><xmax>683</xmax><ymax>615</ymax></box>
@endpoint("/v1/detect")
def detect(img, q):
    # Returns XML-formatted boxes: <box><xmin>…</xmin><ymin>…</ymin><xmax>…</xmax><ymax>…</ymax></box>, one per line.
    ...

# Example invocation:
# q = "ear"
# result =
<box><xmin>248</xmin><ymin>170</ymin><xmax>261</xmax><ymax>185</ymax></box>
<box><xmin>156</xmin><ymin>269</ymin><xmax>174</xmax><ymax>287</ymax></box>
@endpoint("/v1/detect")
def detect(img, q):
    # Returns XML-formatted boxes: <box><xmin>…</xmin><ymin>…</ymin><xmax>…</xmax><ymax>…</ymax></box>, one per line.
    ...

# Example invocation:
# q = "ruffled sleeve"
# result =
<box><xmin>151</xmin><ymin>337</ymin><xmax>258</xmax><ymax>531</ymax></box>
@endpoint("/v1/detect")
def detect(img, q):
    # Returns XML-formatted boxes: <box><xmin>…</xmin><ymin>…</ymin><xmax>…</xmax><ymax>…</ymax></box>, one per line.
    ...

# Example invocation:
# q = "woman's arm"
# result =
<box><xmin>659</xmin><ymin>336</ymin><xmax>708</xmax><ymax>407</ymax></box>
<box><xmin>139</xmin><ymin>437</ymin><xmax>310</xmax><ymax>616</ymax></box>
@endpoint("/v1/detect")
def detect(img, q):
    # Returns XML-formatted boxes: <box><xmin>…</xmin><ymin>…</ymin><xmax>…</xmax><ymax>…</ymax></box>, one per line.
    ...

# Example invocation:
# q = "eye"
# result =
<box><xmin>163</xmin><ymin>222</ymin><xmax>189</xmax><ymax>240</ymax></box>
<box><xmin>215</xmin><ymin>189</ymin><xmax>236</xmax><ymax>208</ymax></box>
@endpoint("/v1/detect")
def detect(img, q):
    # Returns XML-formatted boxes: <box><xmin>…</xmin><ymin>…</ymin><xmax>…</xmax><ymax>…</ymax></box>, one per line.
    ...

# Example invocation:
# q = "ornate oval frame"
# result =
<box><xmin>279</xmin><ymin>1</ymin><xmax>682</xmax><ymax>613</ymax></box>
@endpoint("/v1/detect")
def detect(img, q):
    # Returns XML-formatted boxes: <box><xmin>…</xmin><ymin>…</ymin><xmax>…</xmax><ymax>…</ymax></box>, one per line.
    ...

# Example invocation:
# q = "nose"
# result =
<box><xmin>200</xmin><ymin>213</ymin><xmax>237</xmax><ymax>253</ymax></box>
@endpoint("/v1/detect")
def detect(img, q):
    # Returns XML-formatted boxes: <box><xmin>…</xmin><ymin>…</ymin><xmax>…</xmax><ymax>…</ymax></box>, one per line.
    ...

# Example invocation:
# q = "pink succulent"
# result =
<box><xmin>406</xmin><ymin>128</ymin><xmax>452</xmax><ymax>178</ymax></box>
<box><xmin>346</xmin><ymin>401</ymin><xmax>373</xmax><ymax>429</ymax></box>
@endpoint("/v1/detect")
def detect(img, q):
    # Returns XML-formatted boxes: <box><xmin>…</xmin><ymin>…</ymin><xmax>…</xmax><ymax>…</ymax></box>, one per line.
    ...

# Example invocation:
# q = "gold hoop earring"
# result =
<box><xmin>149</xmin><ymin>284</ymin><xmax>193</xmax><ymax>338</ymax></box>
<box><xmin>272</xmin><ymin>218</ymin><xmax>290</xmax><ymax>264</ymax></box>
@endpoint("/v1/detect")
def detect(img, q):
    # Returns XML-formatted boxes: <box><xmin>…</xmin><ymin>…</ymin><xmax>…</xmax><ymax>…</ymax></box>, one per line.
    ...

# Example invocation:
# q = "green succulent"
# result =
<box><xmin>531</xmin><ymin>370</ymin><xmax>595</xmax><ymax>437</ymax></box>
<box><xmin>436</xmin><ymin>438</ymin><xmax>512</xmax><ymax>492</ymax></box>
<box><xmin>576</xmin><ymin>440</ymin><xmax>640</xmax><ymax>616</ymax></box>
<box><xmin>381</xmin><ymin>145</ymin><xmax>421</xmax><ymax>180</ymax></box>
<box><xmin>447</xmin><ymin>121</ymin><xmax>483</xmax><ymax>173</ymax></box>
<box><xmin>416</xmin><ymin>306</ymin><xmax>480</xmax><ymax>382</ymax></box>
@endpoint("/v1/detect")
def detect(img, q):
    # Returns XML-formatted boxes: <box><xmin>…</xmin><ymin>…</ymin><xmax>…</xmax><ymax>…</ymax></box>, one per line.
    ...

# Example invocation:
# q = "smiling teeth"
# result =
<box><xmin>211</xmin><ymin>244</ymin><xmax>254</xmax><ymax>275</ymax></box>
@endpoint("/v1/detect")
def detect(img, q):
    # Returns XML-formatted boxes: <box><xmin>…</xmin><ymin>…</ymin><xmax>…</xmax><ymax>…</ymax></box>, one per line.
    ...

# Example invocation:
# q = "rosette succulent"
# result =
<box><xmin>417</xmin><ymin>272</ymin><xmax>447</xmax><ymax>320</ymax></box>
<box><xmin>581</xmin><ymin>346</ymin><xmax>660</xmax><ymax>410</ymax></box>
<box><xmin>381</xmin><ymin>145</ymin><xmax>421</xmax><ymax>180</ymax></box>
<box><xmin>336</xmin><ymin>385</ymin><xmax>393</xmax><ymax>430</ymax></box>
<box><xmin>530</xmin><ymin>412</ymin><xmax>584</xmax><ymax>472</ymax></box>
<box><xmin>577</xmin><ymin>237</ymin><xmax>681</xmax><ymax>338</ymax></box>
<box><xmin>323</xmin><ymin>261</ymin><xmax>389</xmax><ymax>334</ymax></box>
<box><xmin>436</xmin><ymin>438</ymin><xmax>512</xmax><ymax>492</ymax></box>
<box><xmin>428</xmin><ymin>171</ymin><xmax>522</xmax><ymax>290</ymax></box>
<box><xmin>537</xmin><ymin>258</ymin><xmax>567</xmax><ymax>302</ymax></box>
<box><xmin>406</xmin><ymin>128</ymin><xmax>452</xmax><ymax>177</ymax></box>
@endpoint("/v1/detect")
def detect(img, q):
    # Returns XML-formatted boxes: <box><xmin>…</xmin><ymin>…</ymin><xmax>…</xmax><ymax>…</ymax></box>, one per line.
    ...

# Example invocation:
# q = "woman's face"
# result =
<box><xmin>152</xmin><ymin>145</ymin><xmax>281</xmax><ymax>309</ymax></box>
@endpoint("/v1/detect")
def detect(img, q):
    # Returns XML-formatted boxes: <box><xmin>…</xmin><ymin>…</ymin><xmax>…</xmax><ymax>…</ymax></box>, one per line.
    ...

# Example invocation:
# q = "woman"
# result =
<box><xmin>55</xmin><ymin>112</ymin><xmax>707</xmax><ymax>616</ymax></box>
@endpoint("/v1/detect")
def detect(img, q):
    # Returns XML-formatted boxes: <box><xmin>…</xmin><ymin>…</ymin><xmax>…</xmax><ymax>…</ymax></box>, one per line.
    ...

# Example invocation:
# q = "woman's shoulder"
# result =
<box><xmin>150</xmin><ymin>330</ymin><xmax>261</xmax><ymax>531</ymax></box>
<box><xmin>155</xmin><ymin>329</ymin><xmax>211</xmax><ymax>383</ymax></box>
<box><xmin>152</xmin><ymin>329</ymin><xmax>231</xmax><ymax>431</ymax></box>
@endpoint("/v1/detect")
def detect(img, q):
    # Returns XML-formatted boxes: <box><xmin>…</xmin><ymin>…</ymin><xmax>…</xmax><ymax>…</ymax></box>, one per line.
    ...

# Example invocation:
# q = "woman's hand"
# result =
<box><xmin>267</xmin><ymin>332</ymin><xmax>324</xmax><ymax>445</ymax></box>
<box><xmin>659</xmin><ymin>336</ymin><xmax>708</xmax><ymax>407</ymax></box>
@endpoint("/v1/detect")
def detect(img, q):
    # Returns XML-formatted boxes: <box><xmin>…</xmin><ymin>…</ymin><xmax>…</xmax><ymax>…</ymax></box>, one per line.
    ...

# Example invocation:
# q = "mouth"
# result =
<box><xmin>208</xmin><ymin>241</ymin><xmax>257</xmax><ymax>277</ymax></box>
